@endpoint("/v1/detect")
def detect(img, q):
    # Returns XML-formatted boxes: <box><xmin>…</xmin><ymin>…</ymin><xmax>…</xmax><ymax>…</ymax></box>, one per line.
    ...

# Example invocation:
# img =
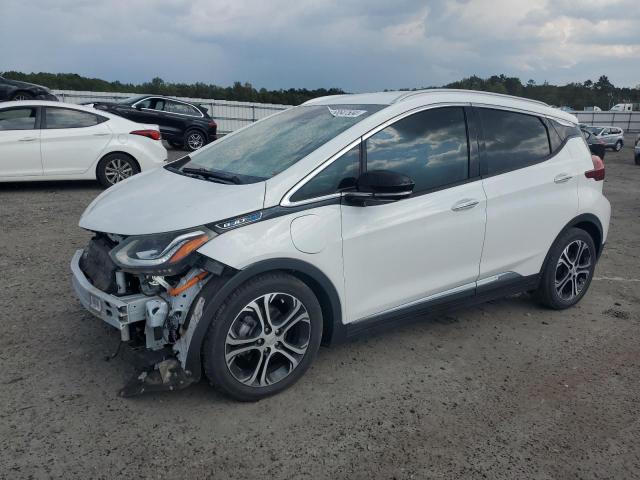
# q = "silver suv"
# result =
<box><xmin>583</xmin><ymin>126</ymin><xmax>624</xmax><ymax>151</ymax></box>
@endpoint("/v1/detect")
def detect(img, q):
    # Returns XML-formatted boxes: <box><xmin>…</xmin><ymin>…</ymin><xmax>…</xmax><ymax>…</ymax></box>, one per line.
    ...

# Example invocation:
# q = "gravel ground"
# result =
<box><xmin>1</xmin><ymin>140</ymin><xmax>639</xmax><ymax>480</ymax></box>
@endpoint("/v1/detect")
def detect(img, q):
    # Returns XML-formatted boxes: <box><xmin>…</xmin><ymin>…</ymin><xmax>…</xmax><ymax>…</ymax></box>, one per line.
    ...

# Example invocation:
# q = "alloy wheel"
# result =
<box><xmin>187</xmin><ymin>132</ymin><xmax>204</xmax><ymax>150</ymax></box>
<box><xmin>225</xmin><ymin>293</ymin><xmax>311</xmax><ymax>387</ymax></box>
<box><xmin>12</xmin><ymin>94</ymin><xmax>30</xmax><ymax>101</ymax></box>
<box><xmin>555</xmin><ymin>240</ymin><xmax>592</xmax><ymax>301</ymax></box>
<box><xmin>104</xmin><ymin>158</ymin><xmax>134</xmax><ymax>185</ymax></box>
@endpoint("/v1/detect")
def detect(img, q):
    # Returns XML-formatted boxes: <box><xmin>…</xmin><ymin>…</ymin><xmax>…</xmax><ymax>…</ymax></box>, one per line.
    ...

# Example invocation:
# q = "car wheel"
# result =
<box><xmin>96</xmin><ymin>153</ymin><xmax>140</xmax><ymax>188</ymax></box>
<box><xmin>614</xmin><ymin>140</ymin><xmax>623</xmax><ymax>152</ymax></box>
<box><xmin>635</xmin><ymin>155</ymin><xmax>640</xmax><ymax>166</ymax></box>
<box><xmin>168</xmin><ymin>141</ymin><xmax>184</xmax><ymax>149</ymax></box>
<box><xmin>11</xmin><ymin>91</ymin><xmax>34</xmax><ymax>101</ymax></box>
<box><xmin>184</xmin><ymin>129</ymin><xmax>206</xmax><ymax>151</ymax></box>
<box><xmin>202</xmin><ymin>272</ymin><xmax>323</xmax><ymax>401</ymax></box>
<box><xmin>535</xmin><ymin>228</ymin><xmax>597</xmax><ymax>310</ymax></box>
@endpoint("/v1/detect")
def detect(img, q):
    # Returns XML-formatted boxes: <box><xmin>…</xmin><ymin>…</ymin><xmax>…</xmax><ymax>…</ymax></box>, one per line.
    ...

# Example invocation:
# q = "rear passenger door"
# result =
<box><xmin>0</xmin><ymin>106</ymin><xmax>42</xmax><ymax>177</ymax></box>
<box><xmin>476</xmin><ymin>107</ymin><xmax>580</xmax><ymax>285</ymax></box>
<box><xmin>40</xmin><ymin>107</ymin><xmax>112</xmax><ymax>175</ymax></box>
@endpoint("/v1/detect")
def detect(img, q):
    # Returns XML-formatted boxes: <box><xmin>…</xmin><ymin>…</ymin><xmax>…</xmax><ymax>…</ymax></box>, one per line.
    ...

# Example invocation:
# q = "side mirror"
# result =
<box><xmin>344</xmin><ymin>170</ymin><xmax>415</xmax><ymax>205</ymax></box>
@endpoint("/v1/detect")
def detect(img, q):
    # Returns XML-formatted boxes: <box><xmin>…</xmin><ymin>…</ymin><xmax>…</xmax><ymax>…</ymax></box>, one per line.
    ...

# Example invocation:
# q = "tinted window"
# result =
<box><xmin>45</xmin><ymin>108</ymin><xmax>103</xmax><ymax>129</ymax></box>
<box><xmin>165</xmin><ymin>101</ymin><xmax>199</xmax><ymax>116</ymax></box>
<box><xmin>290</xmin><ymin>145</ymin><xmax>359</xmax><ymax>202</ymax></box>
<box><xmin>550</xmin><ymin>119</ymin><xmax>581</xmax><ymax>148</ymax></box>
<box><xmin>181</xmin><ymin>104</ymin><xmax>384</xmax><ymax>181</ymax></box>
<box><xmin>366</xmin><ymin>107</ymin><xmax>469</xmax><ymax>193</ymax></box>
<box><xmin>478</xmin><ymin>109</ymin><xmax>550</xmax><ymax>175</ymax></box>
<box><xmin>0</xmin><ymin>107</ymin><xmax>37</xmax><ymax>130</ymax></box>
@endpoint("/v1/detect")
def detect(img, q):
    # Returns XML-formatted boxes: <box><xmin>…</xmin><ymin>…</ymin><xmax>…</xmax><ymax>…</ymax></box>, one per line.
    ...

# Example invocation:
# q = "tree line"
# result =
<box><xmin>3</xmin><ymin>71</ymin><xmax>639</xmax><ymax>108</ymax></box>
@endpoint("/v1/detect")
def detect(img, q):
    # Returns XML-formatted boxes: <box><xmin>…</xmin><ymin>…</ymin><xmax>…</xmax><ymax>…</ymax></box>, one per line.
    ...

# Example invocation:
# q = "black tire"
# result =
<box><xmin>202</xmin><ymin>272</ymin><xmax>323</xmax><ymax>401</ymax></box>
<box><xmin>635</xmin><ymin>154</ymin><xmax>640</xmax><ymax>166</ymax></box>
<box><xmin>96</xmin><ymin>153</ymin><xmax>140</xmax><ymax>188</ymax></box>
<box><xmin>10</xmin><ymin>91</ymin><xmax>34</xmax><ymax>101</ymax></box>
<box><xmin>184</xmin><ymin>129</ymin><xmax>207</xmax><ymax>151</ymax></box>
<box><xmin>535</xmin><ymin>228</ymin><xmax>597</xmax><ymax>310</ymax></box>
<box><xmin>168</xmin><ymin>140</ymin><xmax>184</xmax><ymax>149</ymax></box>
<box><xmin>614</xmin><ymin>140</ymin><xmax>623</xmax><ymax>152</ymax></box>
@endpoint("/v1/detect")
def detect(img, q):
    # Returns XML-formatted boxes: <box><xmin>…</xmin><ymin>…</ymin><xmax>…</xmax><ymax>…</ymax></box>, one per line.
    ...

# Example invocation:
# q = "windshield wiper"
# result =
<box><xmin>180</xmin><ymin>167</ymin><xmax>242</xmax><ymax>185</ymax></box>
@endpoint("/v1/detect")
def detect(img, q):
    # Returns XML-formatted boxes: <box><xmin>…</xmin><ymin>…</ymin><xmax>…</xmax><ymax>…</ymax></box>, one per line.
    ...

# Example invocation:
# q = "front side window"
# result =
<box><xmin>45</xmin><ymin>108</ymin><xmax>103</xmax><ymax>129</ymax></box>
<box><xmin>178</xmin><ymin>104</ymin><xmax>384</xmax><ymax>182</ymax></box>
<box><xmin>290</xmin><ymin>144</ymin><xmax>360</xmax><ymax>202</ymax></box>
<box><xmin>478</xmin><ymin>108</ymin><xmax>550</xmax><ymax>175</ymax></box>
<box><xmin>366</xmin><ymin>107</ymin><xmax>469</xmax><ymax>193</ymax></box>
<box><xmin>0</xmin><ymin>107</ymin><xmax>37</xmax><ymax>130</ymax></box>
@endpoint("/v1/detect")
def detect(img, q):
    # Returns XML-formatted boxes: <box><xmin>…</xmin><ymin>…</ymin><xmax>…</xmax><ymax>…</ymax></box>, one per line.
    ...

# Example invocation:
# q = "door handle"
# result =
<box><xmin>451</xmin><ymin>199</ymin><xmax>479</xmax><ymax>211</ymax></box>
<box><xmin>92</xmin><ymin>133</ymin><xmax>110</xmax><ymax>136</ymax></box>
<box><xmin>554</xmin><ymin>173</ymin><xmax>573</xmax><ymax>184</ymax></box>
<box><xmin>18</xmin><ymin>137</ymin><xmax>37</xmax><ymax>142</ymax></box>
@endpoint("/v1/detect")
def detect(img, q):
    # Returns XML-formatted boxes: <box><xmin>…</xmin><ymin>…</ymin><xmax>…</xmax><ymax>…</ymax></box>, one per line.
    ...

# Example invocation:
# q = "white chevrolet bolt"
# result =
<box><xmin>0</xmin><ymin>101</ymin><xmax>166</xmax><ymax>187</ymax></box>
<box><xmin>71</xmin><ymin>89</ymin><xmax>611</xmax><ymax>401</ymax></box>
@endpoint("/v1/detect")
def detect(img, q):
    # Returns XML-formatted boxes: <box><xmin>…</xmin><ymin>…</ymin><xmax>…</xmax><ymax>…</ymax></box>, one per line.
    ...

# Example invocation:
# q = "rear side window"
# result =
<box><xmin>290</xmin><ymin>144</ymin><xmax>360</xmax><ymax>202</ymax></box>
<box><xmin>45</xmin><ymin>108</ymin><xmax>105</xmax><ymax>129</ymax></box>
<box><xmin>165</xmin><ymin>100</ymin><xmax>200</xmax><ymax>116</ymax></box>
<box><xmin>0</xmin><ymin>107</ymin><xmax>37</xmax><ymax>130</ymax></box>
<box><xmin>478</xmin><ymin>108</ymin><xmax>550</xmax><ymax>175</ymax></box>
<box><xmin>366</xmin><ymin>107</ymin><xmax>469</xmax><ymax>194</ymax></box>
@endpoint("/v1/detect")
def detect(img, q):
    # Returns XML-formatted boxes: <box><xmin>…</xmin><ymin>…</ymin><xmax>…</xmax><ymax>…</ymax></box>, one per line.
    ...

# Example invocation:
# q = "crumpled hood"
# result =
<box><xmin>79</xmin><ymin>167</ymin><xmax>266</xmax><ymax>235</ymax></box>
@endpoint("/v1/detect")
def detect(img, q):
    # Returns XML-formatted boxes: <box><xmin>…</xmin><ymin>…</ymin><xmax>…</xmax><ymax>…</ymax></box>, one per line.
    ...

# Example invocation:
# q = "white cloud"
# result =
<box><xmin>0</xmin><ymin>0</ymin><xmax>638</xmax><ymax>90</ymax></box>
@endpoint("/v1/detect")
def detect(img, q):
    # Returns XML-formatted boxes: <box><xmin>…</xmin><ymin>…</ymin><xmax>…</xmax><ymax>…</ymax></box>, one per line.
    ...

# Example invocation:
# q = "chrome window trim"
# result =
<box><xmin>280</xmin><ymin>102</ymin><xmax>468</xmax><ymax>208</ymax></box>
<box><xmin>132</xmin><ymin>97</ymin><xmax>205</xmax><ymax>118</ymax></box>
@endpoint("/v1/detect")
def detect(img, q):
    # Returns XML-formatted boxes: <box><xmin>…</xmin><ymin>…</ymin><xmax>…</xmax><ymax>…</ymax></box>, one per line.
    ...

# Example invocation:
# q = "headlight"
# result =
<box><xmin>110</xmin><ymin>228</ymin><xmax>215</xmax><ymax>273</ymax></box>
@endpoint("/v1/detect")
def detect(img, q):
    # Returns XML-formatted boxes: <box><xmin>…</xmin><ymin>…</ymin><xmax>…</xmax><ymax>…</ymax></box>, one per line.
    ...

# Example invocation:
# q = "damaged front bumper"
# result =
<box><xmin>71</xmin><ymin>250</ymin><xmax>161</xmax><ymax>342</ymax></box>
<box><xmin>70</xmin><ymin>248</ymin><xmax>208</xmax><ymax>396</ymax></box>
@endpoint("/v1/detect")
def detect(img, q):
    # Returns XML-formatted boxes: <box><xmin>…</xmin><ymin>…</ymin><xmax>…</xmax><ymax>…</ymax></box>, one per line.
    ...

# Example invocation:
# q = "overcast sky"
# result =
<box><xmin>2</xmin><ymin>0</ymin><xmax>639</xmax><ymax>91</ymax></box>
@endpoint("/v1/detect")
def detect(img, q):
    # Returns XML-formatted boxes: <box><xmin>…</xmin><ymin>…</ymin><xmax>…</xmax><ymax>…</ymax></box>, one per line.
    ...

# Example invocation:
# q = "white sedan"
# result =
<box><xmin>0</xmin><ymin>101</ymin><xmax>167</xmax><ymax>187</ymax></box>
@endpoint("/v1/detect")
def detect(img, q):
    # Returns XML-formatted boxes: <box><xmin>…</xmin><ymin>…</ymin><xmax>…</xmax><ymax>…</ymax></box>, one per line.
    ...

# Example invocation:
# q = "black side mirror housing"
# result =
<box><xmin>344</xmin><ymin>170</ymin><xmax>415</xmax><ymax>206</ymax></box>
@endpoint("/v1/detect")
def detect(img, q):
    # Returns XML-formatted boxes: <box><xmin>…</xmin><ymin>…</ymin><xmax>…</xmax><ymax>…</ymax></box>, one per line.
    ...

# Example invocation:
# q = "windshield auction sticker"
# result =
<box><xmin>327</xmin><ymin>106</ymin><xmax>368</xmax><ymax>118</ymax></box>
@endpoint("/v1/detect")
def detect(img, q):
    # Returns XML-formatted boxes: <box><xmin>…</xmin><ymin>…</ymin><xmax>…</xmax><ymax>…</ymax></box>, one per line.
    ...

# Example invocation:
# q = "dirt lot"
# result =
<box><xmin>1</xmin><ymin>140</ymin><xmax>639</xmax><ymax>480</ymax></box>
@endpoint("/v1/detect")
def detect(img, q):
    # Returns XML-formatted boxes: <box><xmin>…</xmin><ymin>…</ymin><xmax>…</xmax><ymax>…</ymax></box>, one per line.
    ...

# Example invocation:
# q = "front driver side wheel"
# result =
<box><xmin>535</xmin><ymin>228</ymin><xmax>597</xmax><ymax>310</ymax></box>
<box><xmin>614</xmin><ymin>140</ymin><xmax>623</xmax><ymax>152</ymax></box>
<box><xmin>202</xmin><ymin>273</ymin><xmax>323</xmax><ymax>401</ymax></box>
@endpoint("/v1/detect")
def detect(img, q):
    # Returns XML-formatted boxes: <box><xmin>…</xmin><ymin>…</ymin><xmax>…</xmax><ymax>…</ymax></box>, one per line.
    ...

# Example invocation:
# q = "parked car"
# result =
<box><xmin>71</xmin><ymin>89</ymin><xmax>610</xmax><ymax>401</ymax></box>
<box><xmin>0</xmin><ymin>75</ymin><xmax>58</xmax><ymax>102</ymax></box>
<box><xmin>610</xmin><ymin>103</ymin><xmax>640</xmax><ymax>112</ymax></box>
<box><xmin>90</xmin><ymin>95</ymin><xmax>217</xmax><ymax>151</ymax></box>
<box><xmin>582</xmin><ymin>126</ymin><xmax>624</xmax><ymax>151</ymax></box>
<box><xmin>0</xmin><ymin>101</ymin><xmax>166</xmax><ymax>187</ymax></box>
<box><xmin>581</xmin><ymin>129</ymin><xmax>606</xmax><ymax>160</ymax></box>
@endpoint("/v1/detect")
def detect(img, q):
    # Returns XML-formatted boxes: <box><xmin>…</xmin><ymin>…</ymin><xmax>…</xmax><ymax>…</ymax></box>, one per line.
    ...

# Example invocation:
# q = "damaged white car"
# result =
<box><xmin>72</xmin><ymin>89</ymin><xmax>610</xmax><ymax>401</ymax></box>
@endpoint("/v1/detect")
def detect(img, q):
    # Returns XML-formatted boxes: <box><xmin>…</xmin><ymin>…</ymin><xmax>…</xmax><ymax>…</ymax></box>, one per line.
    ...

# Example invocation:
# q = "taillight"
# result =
<box><xmin>585</xmin><ymin>155</ymin><xmax>605</xmax><ymax>181</ymax></box>
<box><xmin>208</xmin><ymin>121</ymin><xmax>217</xmax><ymax>128</ymax></box>
<box><xmin>130</xmin><ymin>129</ymin><xmax>161</xmax><ymax>140</ymax></box>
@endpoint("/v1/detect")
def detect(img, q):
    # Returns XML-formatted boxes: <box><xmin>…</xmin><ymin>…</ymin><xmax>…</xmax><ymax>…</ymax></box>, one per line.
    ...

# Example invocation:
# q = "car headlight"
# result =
<box><xmin>110</xmin><ymin>228</ymin><xmax>215</xmax><ymax>273</ymax></box>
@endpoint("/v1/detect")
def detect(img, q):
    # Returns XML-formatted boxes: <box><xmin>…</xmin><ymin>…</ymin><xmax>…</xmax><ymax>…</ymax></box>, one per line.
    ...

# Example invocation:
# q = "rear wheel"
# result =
<box><xmin>184</xmin><ymin>129</ymin><xmax>206</xmax><ymax>151</ymax></box>
<box><xmin>535</xmin><ymin>228</ymin><xmax>597</xmax><ymax>309</ymax></box>
<box><xmin>202</xmin><ymin>273</ymin><xmax>323</xmax><ymax>401</ymax></box>
<box><xmin>96</xmin><ymin>153</ymin><xmax>140</xmax><ymax>188</ymax></box>
<box><xmin>10</xmin><ymin>91</ymin><xmax>33</xmax><ymax>101</ymax></box>
<box><xmin>635</xmin><ymin>154</ymin><xmax>640</xmax><ymax>166</ymax></box>
<box><xmin>614</xmin><ymin>140</ymin><xmax>623</xmax><ymax>152</ymax></box>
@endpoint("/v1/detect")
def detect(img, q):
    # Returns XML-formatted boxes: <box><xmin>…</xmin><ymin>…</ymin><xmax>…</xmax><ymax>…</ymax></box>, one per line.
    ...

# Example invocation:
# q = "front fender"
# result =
<box><xmin>181</xmin><ymin>257</ymin><xmax>344</xmax><ymax>382</ymax></box>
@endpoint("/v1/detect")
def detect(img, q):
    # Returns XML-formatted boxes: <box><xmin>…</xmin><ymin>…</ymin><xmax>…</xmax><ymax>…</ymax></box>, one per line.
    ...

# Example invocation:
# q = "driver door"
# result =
<box><xmin>340</xmin><ymin>107</ymin><xmax>487</xmax><ymax>322</ymax></box>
